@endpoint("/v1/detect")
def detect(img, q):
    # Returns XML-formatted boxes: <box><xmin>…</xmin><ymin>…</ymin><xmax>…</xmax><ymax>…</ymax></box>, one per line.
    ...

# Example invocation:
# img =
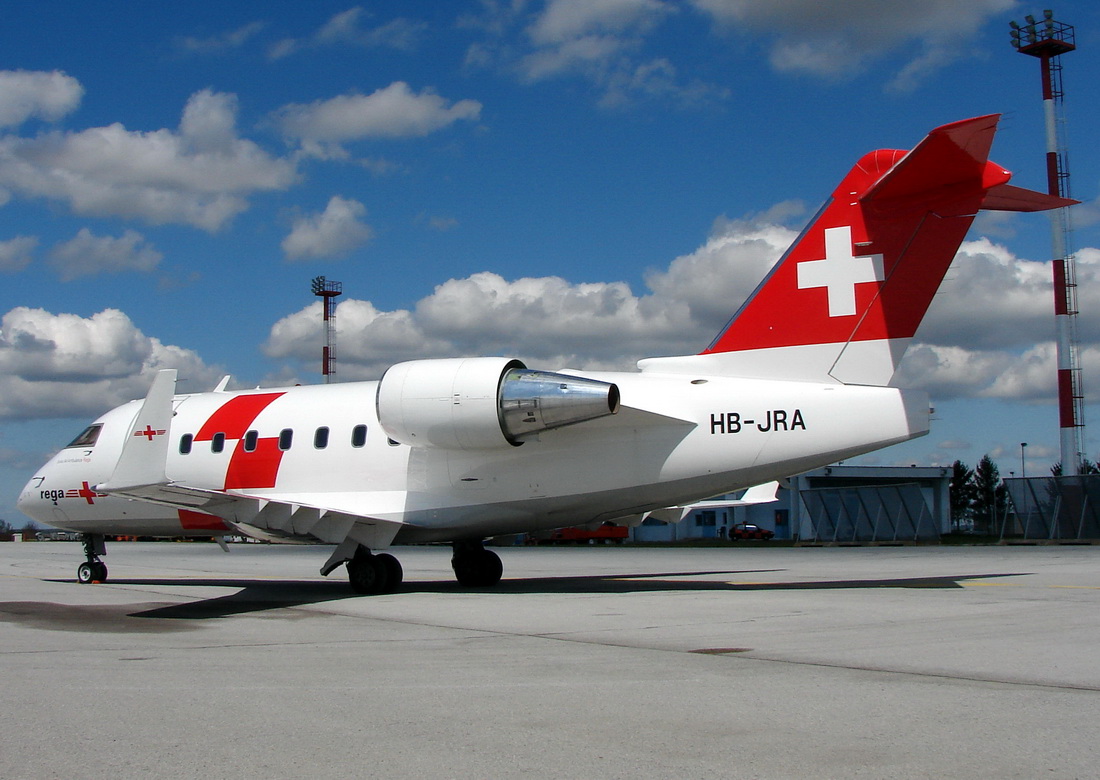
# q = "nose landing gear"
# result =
<box><xmin>77</xmin><ymin>534</ymin><xmax>108</xmax><ymax>583</ymax></box>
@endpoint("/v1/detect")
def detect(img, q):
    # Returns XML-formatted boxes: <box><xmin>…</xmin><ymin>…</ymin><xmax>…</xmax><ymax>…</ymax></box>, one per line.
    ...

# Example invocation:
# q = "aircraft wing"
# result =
<box><xmin>105</xmin><ymin>479</ymin><xmax>403</xmax><ymax>545</ymax></box>
<box><xmin>689</xmin><ymin>480</ymin><xmax>780</xmax><ymax>507</ymax></box>
<box><xmin>639</xmin><ymin>481</ymin><xmax>780</xmax><ymax>524</ymax></box>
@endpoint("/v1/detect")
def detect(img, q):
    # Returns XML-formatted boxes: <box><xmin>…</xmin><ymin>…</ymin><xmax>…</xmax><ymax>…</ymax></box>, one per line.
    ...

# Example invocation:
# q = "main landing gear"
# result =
<box><xmin>329</xmin><ymin>540</ymin><xmax>504</xmax><ymax>594</ymax></box>
<box><xmin>346</xmin><ymin>546</ymin><xmax>403</xmax><ymax>595</ymax></box>
<box><xmin>77</xmin><ymin>533</ymin><xmax>108</xmax><ymax>584</ymax></box>
<box><xmin>451</xmin><ymin>540</ymin><xmax>503</xmax><ymax>587</ymax></box>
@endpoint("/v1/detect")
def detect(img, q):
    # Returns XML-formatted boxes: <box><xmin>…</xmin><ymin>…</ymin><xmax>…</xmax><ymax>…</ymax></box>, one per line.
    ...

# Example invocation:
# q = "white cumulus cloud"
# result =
<box><xmin>282</xmin><ymin>196</ymin><xmax>373</xmax><ymax>261</ymax></box>
<box><xmin>48</xmin><ymin>228</ymin><xmax>162</xmax><ymax>281</ymax></box>
<box><xmin>274</xmin><ymin>82</ymin><xmax>482</xmax><ymax>155</ymax></box>
<box><xmin>0</xmin><ymin>307</ymin><xmax>224</xmax><ymax>418</ymax></box>
<box><xmin>691</xmin><ymin>0</ymin><xmax>1015</xmax><ymax>88</ymax></box>
<box><xmin>314</xmin><ymin>8</ymin><xmax>424</xmax><ymax>50</ymax></box>
<box><xmin>528</xmin><ymin>0</ymin><xmax>673</xmax><ymax>45</ymax></box>
<box><xmin>269</xmin><ymin>7</ymin><xmax>425</xmax><ymax>60</ymax></box>
<box><xmin>466</xmin><ymin>0</ymin><xmax>725</xmax><ymax>108</ymax></box>
<box><xmin>0</xmin><ymin>88</ymin><xmax>297</xmax><ymax>231</ymax></box>
<box><xmin>263</xmin><ymin>209</ymin><xmax>798</xmax><ymax>378</ymax></box>
<box><xmin>177</xmin><ymin>21</ymin><xmax>266</xmax><ymax>54</ymax></box>
<box><xmin>0</xmin><ymin>69</ymin><xmax>83</xmax><ymax>128</ymax></box>
<box><xmin>0</xmin><ymin>235</ymin><xmax>37</xmax><ymax>272</ymax></box>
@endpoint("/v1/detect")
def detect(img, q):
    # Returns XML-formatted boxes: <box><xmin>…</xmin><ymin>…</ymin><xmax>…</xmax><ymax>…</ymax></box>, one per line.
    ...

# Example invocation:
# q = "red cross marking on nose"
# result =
<box><xmin>77</xmin><ymin>481</ymin><xmax>100</xmax><ymax>505</ymax></box>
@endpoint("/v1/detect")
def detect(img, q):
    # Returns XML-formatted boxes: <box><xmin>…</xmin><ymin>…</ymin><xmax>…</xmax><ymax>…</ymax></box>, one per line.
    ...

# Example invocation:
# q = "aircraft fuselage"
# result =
<box><xmin>20</xmin><ymin>372</ymin><xmax>928</xmax><ymax>542</ymax></box>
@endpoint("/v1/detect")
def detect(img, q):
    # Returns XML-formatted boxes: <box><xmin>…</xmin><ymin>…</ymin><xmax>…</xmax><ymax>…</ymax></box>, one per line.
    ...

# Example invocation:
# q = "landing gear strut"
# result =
<box><xmin>451</xmin><ymin>541</ymin><xmax>503</xmax><ymax>587</ymax></box>
<box><xmin>77</xmin><ymin>533</ymin><xmax>108</xmax><ymax>584</ymax></box>
<box><xmin>346</xmin><ymin>546</ymin><xmax>403</xmax><ymax>595</ymax></box>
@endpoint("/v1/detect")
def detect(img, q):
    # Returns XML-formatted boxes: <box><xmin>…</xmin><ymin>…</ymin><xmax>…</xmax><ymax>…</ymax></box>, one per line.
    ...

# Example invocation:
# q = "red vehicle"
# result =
<box><xmin>536</xmin><ymin>525</ymin><xmax>628</xmax><ymax>544</ymax></box>
<box><xmin>730</xmin><ymin>523</ymin><xmax>774</xmax><ymax>541</ymax></box>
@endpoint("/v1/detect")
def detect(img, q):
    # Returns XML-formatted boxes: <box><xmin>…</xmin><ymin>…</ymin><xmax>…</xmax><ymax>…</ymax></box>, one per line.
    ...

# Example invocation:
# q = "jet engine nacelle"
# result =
<box><xmin>376</xmin><ymin>357</ymin><xmax>620</xmax><ymax>450</ymax></box>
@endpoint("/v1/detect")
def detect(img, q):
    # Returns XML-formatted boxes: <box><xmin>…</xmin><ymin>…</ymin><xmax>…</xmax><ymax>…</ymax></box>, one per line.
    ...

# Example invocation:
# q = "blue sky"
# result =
<box><xmin>4</xmin><ymin>0</ymin><xmax>1100</xmax><ymax>524</ymax></box>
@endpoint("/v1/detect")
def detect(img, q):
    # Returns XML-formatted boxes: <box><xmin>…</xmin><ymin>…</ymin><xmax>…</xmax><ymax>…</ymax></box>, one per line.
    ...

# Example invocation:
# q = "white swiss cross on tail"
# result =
<box><xmin>796</xmin><ymin>226</ymin><xmax>884</xmax><ymax>317</ymax></box>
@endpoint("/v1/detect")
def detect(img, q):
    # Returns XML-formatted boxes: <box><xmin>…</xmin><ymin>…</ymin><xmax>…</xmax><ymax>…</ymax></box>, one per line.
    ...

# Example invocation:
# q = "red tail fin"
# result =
<box><xmin>642</xmin><ymin>115</ymin><xmax>1074</xmax><ymax>385</ymax></box>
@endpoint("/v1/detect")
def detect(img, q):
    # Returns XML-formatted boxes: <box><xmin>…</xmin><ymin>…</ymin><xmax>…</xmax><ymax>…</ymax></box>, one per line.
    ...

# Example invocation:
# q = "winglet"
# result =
<box><xmin>98</xmin><ymin>369</ymin><xmax>176</xmax><ymax>491</ymax></box>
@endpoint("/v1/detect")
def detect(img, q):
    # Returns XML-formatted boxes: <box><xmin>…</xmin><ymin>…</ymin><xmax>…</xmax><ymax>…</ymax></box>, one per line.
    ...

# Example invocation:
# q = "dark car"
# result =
<box><xmin>730</xmin><ymin>523</ymin><xmax>775</xmax><ymax>541</ymax></box>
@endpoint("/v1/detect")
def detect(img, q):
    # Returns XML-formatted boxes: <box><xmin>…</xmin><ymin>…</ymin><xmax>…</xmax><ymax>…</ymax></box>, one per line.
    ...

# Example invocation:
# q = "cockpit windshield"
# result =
<box><xmin>65</xmin><ymin>424</ymin><xmax>103</xmax><ymax>448</ymax></box>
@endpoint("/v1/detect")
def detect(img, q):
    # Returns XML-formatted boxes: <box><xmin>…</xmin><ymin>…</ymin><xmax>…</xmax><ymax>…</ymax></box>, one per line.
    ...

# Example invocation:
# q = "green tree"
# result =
<box><xmin>1051</xmin><ymin>458</ymin><xmax>1100</xmax><ymax>476</ymax></box>
<box><xmin>949</xmin><ymin>460</ymin><xmax>977</xmax><ymax>532</ymax></box>
<box><xmin>973</xmin><ymin>455</ymin><xmax>1008</xmax><ymax>535</ymax></box>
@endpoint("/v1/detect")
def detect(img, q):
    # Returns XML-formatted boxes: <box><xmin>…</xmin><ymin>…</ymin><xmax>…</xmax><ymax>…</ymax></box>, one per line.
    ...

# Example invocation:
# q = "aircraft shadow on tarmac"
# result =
<box><xmin>9</xmin><ymin>571</ymin><xmax>1028</xmax><ymax>630</ymax></box>
<box><xmin>111</xmin><ymin>570</ymin><xmax>1028</xmax><ymax>621</ymax></box>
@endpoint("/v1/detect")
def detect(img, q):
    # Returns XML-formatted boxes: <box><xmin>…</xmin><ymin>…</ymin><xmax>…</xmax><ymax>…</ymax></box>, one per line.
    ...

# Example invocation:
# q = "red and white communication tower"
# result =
<box><xmin>311</xmin><ymin>276</ymin><xmax>342</xmax><ymax>383</ymax></box>
<box><xmin>1010</xmin><ymin>10</ymin><xmax>1085</xmax><ymax>474</ymax></box>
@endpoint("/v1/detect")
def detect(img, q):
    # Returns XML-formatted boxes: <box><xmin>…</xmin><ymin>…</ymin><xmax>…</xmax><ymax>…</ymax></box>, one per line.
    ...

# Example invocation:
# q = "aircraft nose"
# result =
<box><xmin>17</xmin><ymin>473</ymin><xmax>49</xmax><ymax>523</ymax></box>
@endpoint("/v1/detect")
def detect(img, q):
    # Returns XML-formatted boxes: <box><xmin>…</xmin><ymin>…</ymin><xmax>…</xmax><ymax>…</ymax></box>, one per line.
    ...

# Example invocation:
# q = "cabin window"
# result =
<box><xmin>179</xmin><ymin>434</ymin><xmax>193</xmax><ymax>454</ymax></box>
<box><xmin>314</xmin><ymin>427</ymin><xmax>329</xmax><ymax>449</ymax></box>
<box><xmin>351</xmin><ymin>425</ymin><xmax>367</xmax><ymax>448</ymax></box>
<box><xmin>279</xmin><ymin>429</ymin><xmax>293</xmax><ymax>451</ymax></box>
<box><xmin>66</xmin><ymin>424</ymin><xmax>103</xmax><ymax>449</ymax></box>
<box><xmin>243</xmin><ymin>430</ymin><xmax>258</xmax><ymax>453</ymax></box>
<box><xmin>212</xmin><ymin>433</ymin><xmax>226</xmax><ymax>453</ymax></box>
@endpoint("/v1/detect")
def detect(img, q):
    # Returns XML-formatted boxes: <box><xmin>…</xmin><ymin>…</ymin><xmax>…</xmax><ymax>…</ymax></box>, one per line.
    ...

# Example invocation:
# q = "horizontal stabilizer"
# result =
<box><xmin>982</xmin><ymin>183</ymin><xmax>1078</xmax><ymax>212</ymax></box>
<box><xmin>861</xmin><ymin>114</ymin><xmax>1002</xmax><ymax>213</ymax></box>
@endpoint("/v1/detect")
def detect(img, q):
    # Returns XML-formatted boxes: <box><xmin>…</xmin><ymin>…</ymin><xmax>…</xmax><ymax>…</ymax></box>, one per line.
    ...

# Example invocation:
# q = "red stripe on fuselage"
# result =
<box><xmin>225</xmin><ymin>437</ymin><xmax>284</xmax><ymax>489</ymax></box>
<box><xmin>192</xmin><ymin>392</ymin><xmax>288</xmax><ymax>490</ymax></box>
<box><xmin>194</xmin><ymin>393</ymin><xmax>285</xmax><ymax>441</ymax></box>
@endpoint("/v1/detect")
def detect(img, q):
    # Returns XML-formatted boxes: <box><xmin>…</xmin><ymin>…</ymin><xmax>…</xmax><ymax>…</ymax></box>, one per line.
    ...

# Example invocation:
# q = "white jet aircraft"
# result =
<box><xmin>18</xmin><ymin>114</ymin><xmax>1071</xmax><ymax>593</ymax></box>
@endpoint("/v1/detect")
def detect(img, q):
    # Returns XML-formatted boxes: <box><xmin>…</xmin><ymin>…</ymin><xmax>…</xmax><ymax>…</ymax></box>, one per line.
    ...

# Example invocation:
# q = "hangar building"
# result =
<box><xmin>630</xmin><ymin>465</ymin><xmax>951</xmax><ymax>544</ymax></box>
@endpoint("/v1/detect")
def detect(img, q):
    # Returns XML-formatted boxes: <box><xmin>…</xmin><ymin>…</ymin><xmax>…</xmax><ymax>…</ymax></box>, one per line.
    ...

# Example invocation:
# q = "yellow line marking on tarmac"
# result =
<box><xmin>962</xmin><ymin>582</ymin><xmax>1100</xmax><ymax>590</ymax></box>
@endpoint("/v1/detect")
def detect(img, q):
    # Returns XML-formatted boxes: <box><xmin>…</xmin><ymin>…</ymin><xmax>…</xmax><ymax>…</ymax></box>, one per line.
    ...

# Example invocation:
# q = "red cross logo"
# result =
<box><xmin>77</xmin><ymin>481</ymin><xmax>102</xmax><ymax>505</ymax></box>
<box><xmin>134</xmin><ymin>425</ymin><xmax>166</xmax><ymax>441</ymax></box>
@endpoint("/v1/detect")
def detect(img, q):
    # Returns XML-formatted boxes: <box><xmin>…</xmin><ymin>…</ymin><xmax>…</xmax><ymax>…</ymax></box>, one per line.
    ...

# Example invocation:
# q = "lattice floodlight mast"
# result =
<box><xmin>311</xmin><ymin>276</ymin><xmax>342</xmax><ymax>383</ymax></box>
<box><xmin>1010</xmin><ymin>10</ymin><xmax>1085</xmax><ymax>475</ymax></box>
